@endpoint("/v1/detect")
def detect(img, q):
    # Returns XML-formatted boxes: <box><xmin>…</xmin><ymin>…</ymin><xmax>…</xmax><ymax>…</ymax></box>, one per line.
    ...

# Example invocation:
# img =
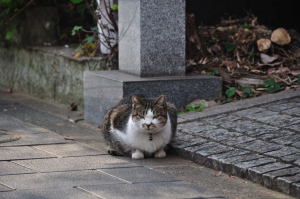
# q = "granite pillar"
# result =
<box><xmin>84</xmin><ymin>0</ymin><xmax>222</xmax><ymax>126</ymax></box>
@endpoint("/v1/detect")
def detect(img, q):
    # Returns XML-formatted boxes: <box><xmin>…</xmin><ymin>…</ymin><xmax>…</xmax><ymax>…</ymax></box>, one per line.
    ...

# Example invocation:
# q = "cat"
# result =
<box><xmin>102</xmin><ymin>95</ymin><xmax>177</xmax><ymax>159</ymax></box>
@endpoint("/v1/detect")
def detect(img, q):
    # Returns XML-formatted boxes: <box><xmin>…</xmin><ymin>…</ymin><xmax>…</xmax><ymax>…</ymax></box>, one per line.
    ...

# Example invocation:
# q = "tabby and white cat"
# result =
<box><xmin>102</xmin><ymin>95</ymin><xmax>177</xmax><ymax>159</ymax></box>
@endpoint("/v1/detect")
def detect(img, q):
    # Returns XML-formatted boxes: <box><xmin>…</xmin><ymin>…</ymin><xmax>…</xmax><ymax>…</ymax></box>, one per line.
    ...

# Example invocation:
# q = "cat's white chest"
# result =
<box><xmin>112</xmin><ymin>114</ymin><xmax>172</xmax><ymax>153</ymax></box>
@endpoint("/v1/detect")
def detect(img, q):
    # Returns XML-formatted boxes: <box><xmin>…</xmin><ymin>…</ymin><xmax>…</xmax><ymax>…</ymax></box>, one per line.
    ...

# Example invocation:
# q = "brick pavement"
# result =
<box><xmin>173</xmin><ymin>91</ymin><xmax>300</xmax><ymax>198</ymax></box>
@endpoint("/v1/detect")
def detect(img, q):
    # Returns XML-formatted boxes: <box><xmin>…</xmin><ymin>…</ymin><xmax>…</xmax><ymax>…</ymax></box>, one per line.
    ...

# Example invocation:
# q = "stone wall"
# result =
<box><xmin>0</xmin><ymin>47</ymin><xmax>110</xmax><ymax>108</ymax></box>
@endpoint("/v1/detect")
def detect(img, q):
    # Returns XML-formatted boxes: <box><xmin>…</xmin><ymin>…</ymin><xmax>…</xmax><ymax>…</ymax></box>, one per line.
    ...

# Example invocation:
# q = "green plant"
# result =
<box><xmin>5</xmin><ymin>28</ymin><xmax>16</xmax><ymax>40</ymax></box>
<box><xmin>264</xmin><ymin>79</ymin><xmax>282</xmax><ymax>93</ymax></box>
<box><xmin>185</xmin><ymin>104</ymin><xmax>206</xmax><ymax>112</ymax></box>
<box><xmin>241</xmin><ymin>24</ymin><xmax>253</xmax><ymax>29</ymax></box>
<box><xmin>207</xmin><ymin>70</ymin><xmax>220</xmax><ymax>76</ymax></box>
<box><xmin>224</xmin><ymin>42</ymin><xmax>236</xmax><ymax>53</ymax></box>
<box><xmin>111</xmin><ymin>3</ymin><xmax>118</xmax><ymax>11</ymax></box>
<box><xmin>70</xmin><ymin>0</ymin><xmax>83</xmax><ymax>4</ymax></box>
<box><xmin>71</xmin><ymin>25</ymin><xmax>83</xmax><ymax>36</ymax></box>
<box><xmin>242</xmin><ymin>87</ymin><xmax>257</xmax><ymax>98</ymax></box>
<box><xmin>225</xmin><ymin>87</ymin><xmax>236</xmax><ymax>98</ymax></box>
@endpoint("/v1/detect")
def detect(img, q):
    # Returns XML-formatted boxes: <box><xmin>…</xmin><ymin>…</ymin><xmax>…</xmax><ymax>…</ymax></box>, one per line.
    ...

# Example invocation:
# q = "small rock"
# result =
<box><xmin>256</xmin><ymin>38</ymin><xmax>271</xmax><ymax>51</ymax></box>
<box><xmin>236</xmin><ymin>77</ymin><xmax>265</xmax><ymax>88</ymax></box>
<box><xmin>271</xmin><ymin>28</ymin><xmax>291</xmax><ymax>46</ymax></box>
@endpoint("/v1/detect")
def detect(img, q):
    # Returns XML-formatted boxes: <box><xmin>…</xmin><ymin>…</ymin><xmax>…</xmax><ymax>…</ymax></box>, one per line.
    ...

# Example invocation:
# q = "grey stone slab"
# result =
<box><xmin>33</xmin><ymin>143</ymin><xmax>104</xmax><ymax>157</ymax></box>
<box><xmin>223</xmin><ymin>154</ymin><xmax>263</xmax><ymax>164</ymax></box>
<box><xmin>282</xmin><ymin>107</ymin><xmax>300</xmax><ymax>116</ymax></box>
<box><xmin>276</xmin><ymin>174</ymin><xmax>300</xmax><ymax>194</ymax></box>
<box><xmin>171</xmin><ymin>137</ymin><xmax>208</xmax><ymax>149</ymax></box>
<box><xmin>242</xmin><ymin>110</ymin><xmax>279</xmax><ymax>121</ymax></box>
<box><xmin>234</xmin><ymin>107</ymin><xmax>269</xmax><ymax>117</ymax></box>
<box><xmin>119</xmin><ymin>0</ymin><xmax>185</xmax><ymax>77</ymax></box>
<box><xmin>219</xmin><ymin>120</ymin><xmax>280</xmax><ymax>137</ymax></box>
<box><xmin>0</xmin><ymin>146</ymin><xmax>55</xmax><ymax>161</ymax></box>
<box><xmin>195</xmin><ymin>145</ymin><xmax>234</xmax><ymax>157</ymax></box>
<box><xmin>0</xmin><ymin>188</ymin><xmax>98</xmax><ymax>199</ymax></box>
<box><xmin>0</xmin><ymin>132</ymin><xmax>69</xmax><ymax>147</ymax></box>
<box><xmin>224</xmin><ymin>136</ymin><xmax>256</xmax><ymax>146</ymax></box>
<box><xmin>203</xmin><ymin>114</ymin><xmax>240</xmax><ymax>126</ymax></box>
<box><xmin>177</xmin><ymin>122</ymin><xmax>218</xmax><ymax>134</ymax></box>
<box><xmin>281</xmin><ymin>153</ymin><xmax>300</xmax><ymax>162</ymax></box>
<box><xmin>265</xmin><ymin>102</ymin><xmax>300</xmax><ymax>112</ymax></box>
<box><xmin>0</xmin><ymin>161</ymin><xmax>35</xmax><ymax>176</ymax></box>
<box><xmin>13</xmin><ymin>155</ymin><xmax>137</xmax><ymax>172</ymax></box>
<box><xmin>264</xmin><ymin>147</ymin><xmax>299</xmax><ymax>158</ymax></box>
<box><xmin>286</xmin><ymin>123</ymin><xmax>300</xmax><ymax>132</ymax></box>
<box><xmin>247</xmin><ymin>162</ymin><xmax>291</xmax><ymax>184</ymax></box>
<box><xmin>78</xmin><ymin>181</ymin><xmax>220</xmax><ymax>199</ymax></box>
<box><xmin>98</xmin><ymin>166</ymin><xmax>178</xmax><ymax>184</ymax></box>
<box><xmin>208</xmin><ymin>149</ymin><xmax>249</xmax><ymax>160</ymax></box>
<box><xmin>262</xmin><ymin>167</ymin><xmax>300</xmax><ymax>189</ymax></box>
<box><xmin>271</xmin><ymin>133</ymin><xmax>300</xmax><ymax>145</ymax></box>
<box><xmin>84</xmin><ymin>71</ymin><xmax>222</xmax><ymax>126</ymax></box>
<box><xmin>200</xmin><ymin>129</ymin><xmax>243</xmax><ymax>142</ymax></box>
<box><xmin>0</xmin><ymin>183</ymin><xmax>13</xmax><ymax>192</ymax></box>
<box><xmin>291</xmin><ymin>182</ymin><xmax>300</xmax><ymax>198</ymax></box>
<box><xmin>237</xmin><ymin>140</ymin><xmax>282</xmax><ymax>153</ymax></box>
<box><xmin>256</xmin><ymin>114</ymin><xmax>300</xmax><ymax>127</ymax></box>
<box><xmin>0</xmin><ymin>170</ymin><xmax>123</xmax><ymax>190</ymax></box>
<box><xmin>292</xmin><ymin>141</ymin><xmax>300</xmax><ymax>149</ymax></box>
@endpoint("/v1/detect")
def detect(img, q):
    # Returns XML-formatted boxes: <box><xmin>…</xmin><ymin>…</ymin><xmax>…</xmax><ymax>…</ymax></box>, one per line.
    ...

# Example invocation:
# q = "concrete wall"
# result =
<box><xmin>0</xmin><ymin>47</ymin><xmax>111</xmax><ymax>109</ymax></box>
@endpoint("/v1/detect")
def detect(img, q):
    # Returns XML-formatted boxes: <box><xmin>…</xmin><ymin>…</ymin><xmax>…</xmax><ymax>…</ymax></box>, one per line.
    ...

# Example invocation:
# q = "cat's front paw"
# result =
<box><xmin>131</xmin><ymin>150</ymin><xmax>144</xmax><ymax>159</ymax></box>
<box><xmin>154</xmin><ymin>149</ymin><xmax>166</xmax><ymax>158</ymax></box>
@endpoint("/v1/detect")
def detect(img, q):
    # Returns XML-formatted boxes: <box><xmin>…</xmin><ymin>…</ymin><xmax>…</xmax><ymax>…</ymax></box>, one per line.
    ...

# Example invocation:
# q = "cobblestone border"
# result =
<box><xmin>173</xmin><ymin>90</ymin><xmax>300</xmax><ymax>198</ymax></box>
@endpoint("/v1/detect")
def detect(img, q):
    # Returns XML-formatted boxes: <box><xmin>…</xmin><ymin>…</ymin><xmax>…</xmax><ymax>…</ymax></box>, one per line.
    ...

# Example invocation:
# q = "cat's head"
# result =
<box><xmin>131</xmin><ymin>95</ymin><xmax>168</xmax><ymax>132</ymax></box>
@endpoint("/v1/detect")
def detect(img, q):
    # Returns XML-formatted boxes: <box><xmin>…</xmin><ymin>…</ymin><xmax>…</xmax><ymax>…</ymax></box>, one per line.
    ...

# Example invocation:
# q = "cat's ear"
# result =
<box><xmin>154</xmin><ymin>95</ymin><xmax>166</xmax><ymax>107</ymax></box>
<box><xmin>131</xmin><ymin>96</ymin><xmax>142</xmax><ymax>107</ymax></box>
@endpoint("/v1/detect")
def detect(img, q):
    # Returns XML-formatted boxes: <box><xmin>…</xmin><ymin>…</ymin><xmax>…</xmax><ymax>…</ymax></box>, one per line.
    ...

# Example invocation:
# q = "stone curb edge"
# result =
<box><xmin>178</xmin><ymin>88</ymin><xmax>300</xmax><ymax>124</ymax></box>
<box><xmin>172</xmin><ymin>147</ymin><xmax>300</xmax><ymax>198</ymax></box>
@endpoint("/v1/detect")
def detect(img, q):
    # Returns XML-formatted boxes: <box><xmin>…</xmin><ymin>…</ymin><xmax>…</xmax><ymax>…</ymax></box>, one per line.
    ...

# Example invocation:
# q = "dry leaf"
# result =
<box><xmin>73</xmin><ymin>52</ymin><xmax>83</xmax><ymax>58</ymax></box>
<box><xmin>271</xmin><ymin>28</ymin><xmax>291</xmax><ymax>46</ymax></box>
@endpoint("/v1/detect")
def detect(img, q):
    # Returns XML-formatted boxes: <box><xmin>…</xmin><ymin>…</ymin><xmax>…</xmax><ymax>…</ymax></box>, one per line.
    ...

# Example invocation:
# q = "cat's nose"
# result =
<box><xmin>143</xmin><ymin>123</ymin><xmax>152</xmax><ymax>129</ymax></box>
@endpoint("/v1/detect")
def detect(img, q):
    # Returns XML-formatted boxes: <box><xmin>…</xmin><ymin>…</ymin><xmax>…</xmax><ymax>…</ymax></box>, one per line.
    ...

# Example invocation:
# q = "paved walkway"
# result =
<box><xmin>0</xmin><ymin>89</ymin><xmax>299</xmax><ymax>199</ymax></box>
<box><xmin>174</xmin><ymin>89</ymin><xmax>300</xmax><ymax>198</ymax></box>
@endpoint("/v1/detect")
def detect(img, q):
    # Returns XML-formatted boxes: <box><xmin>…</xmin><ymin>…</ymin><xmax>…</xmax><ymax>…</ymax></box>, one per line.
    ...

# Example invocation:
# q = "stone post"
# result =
<box><xmin>84</xmin><ymin>0</ymin><xmax>222</xmax><ymax>126</ymax></box>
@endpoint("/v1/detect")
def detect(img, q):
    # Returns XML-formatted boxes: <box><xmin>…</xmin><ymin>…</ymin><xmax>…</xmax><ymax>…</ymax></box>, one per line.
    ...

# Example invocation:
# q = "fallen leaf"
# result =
<box><xmin>73</xmin><ymin>52</ymin><xmax>83</xmax><ymax>58</ymax></box>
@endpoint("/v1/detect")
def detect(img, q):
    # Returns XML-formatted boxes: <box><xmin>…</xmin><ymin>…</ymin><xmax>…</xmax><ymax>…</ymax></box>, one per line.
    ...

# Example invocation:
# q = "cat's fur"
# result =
<box><xmin>102</xmin><ymin>95</ymin><xmax>177</xmax><ymax>159</ymax></box>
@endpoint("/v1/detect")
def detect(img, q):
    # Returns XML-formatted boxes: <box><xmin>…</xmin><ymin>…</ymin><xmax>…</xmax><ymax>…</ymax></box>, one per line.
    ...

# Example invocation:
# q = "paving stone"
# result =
<box><xmin>235</xmin><ymin>157</ymin><xmax>276</xmax><ymax>168</ymax></box>
<box><xmin>195</xmin><ymin>145</ymin><xmax>234</xmax><ymax>157</ymax></box>
<box><xmin>281</xmin><ymin>153</ymin><xmax>300</xmax><ymax>162</ymax></box>
<box><xmin>33</xmin><ymin>143</ymin><xmax>104</xmax><ymax>157</ymax></box>
<box><xmin>0</xmin><ymin>170</ymin><xmax>123</xmax><ymax>190</ymax></box>
<box><xmin>0</xmin><ymin>161</ymin><xmax>35</xmax><ymax>176</ymax></box>
<box><xmin>265</xmin><ymin>102</ymin><xmax>300</xmax><ymax>112</ymax></box>
<box><xmin>291</xmin><ymin>182</ymin><xmax>300</xmax><ymax>198</ymax></box>
<box><xmin>178</xmin><ymin>122</ymin><xmax>218</xmax><ymax>135</ymax></box>
<box><xmin>208</xmin><ymin>149</ymin><xmax>249</xmax><ymax>160</ymax></box>
<box><xmin>0</xmin><ymin>188</ymin><xmax>98</xmax><ymax>199</ymax></box>
<box><xmin>219</xmin><ymin>120</ymin><xmax>279</xmax><ymax>137</ymax></box>
<box><xmin>264</xmin><ymin>147</ymin><xmax>299</xmax><ymax>158</ymax></box>
<box><xmin>222</xmin><ymin>154</ymin><xmax>263</xmax><ymax>164</ymax></box>
<box><xmin>98</xmin><ymin>167</ymin><xmax>177</xmax><ymax>184</ymax></box>
<box><xmin>271</xmin><ymin>133</ymin><xmax>300</xmax><ymax>145</ymax></box>
<box><xmin>172</xmin><ymin>138</ymin><xmax>208</xmax><ymax>149</ymax></box>
<box><xmin>78</xmin><ymin>181</ymin><xmax>220</xmax><ymax>199</ymax></box>
<box><xmin>203</xmin><ymin>114</ymin><xmax>240</xmax><ymax>126</ymax></box>
<box><xmin>237</xmin><ymin>140</ymin><xmax>282</xmax><ymax>153</ymax></box>
<box><xmin>286</xmin><ymin>123</ymin><xmax>300</xmax><ymax>132</ymax></box>
<box><xmin>282</xmin><ymin>107</ymin><xmax>300</xmax><ymax>116</ymax></box>
<box><xmin>0</xmin><ymin>183</ymin><xmax>13</xmax><ymax>192</ymax></box>
<box><xmin>262</xmin><ymin>167</ymin><xmax>300</xmax><ymax>189</ymax></box>
<box><xmin>290</xmin><ymin>97</ymin><xmax>300</xmax><ymax>103</ymax></box>
<box><xmin>200</xmin><ymin>129</ymin><xmax>243</xmax><ymax>142</ymax></box>
<box><xmin>234</xmin><ymin>107</ymin><xmax>268</xmax><ymax>117</ymax></box>
<box><xmin>224</xmin><ymin>136</ymin><xmax>256</xmax><ymax>146</ymax></box>
<box><xmin>13</xmin><ymin>155</ymin><xmax>137</xmax><ymax>172</ymax></box>
<box><xmin>258</xmin><ymin>131</ymin><xmax>293</xmax><ymax>141</ymax></box>
<box><xmin>256</xmin><ymin>114</ymin><xmax>300</xmax><ymax>128</ymax></box>
<box><xmin>276</xmin><ymin>174</ymin><xmax>300</xmax><ymax>194</ymax></box>
<box><xmin>294</xmin><ymin>159</ymin><xmax>300</xmax><ymax>167</ymax></box>
<box><xmin>292</xmin><ymin>141</ymin><xmax>300</xmax><ymax>149</ymax></box>
<box><xmin>0</xmin><ymin>146</ymin><xmax>55</xmax><ymax>161</ymax></box>
<box><xmin>248</xmin><ymin>162</ymin><xmax>291</xmax><ymax>184</ymax></box>
<box><xmin>184</xmin><ymin>142</ymin><xmax>217</xmax><ymax>153</ymax></box>
<box><xmin>0</xmin><ymin>132</ymin><xmax>69</xmax><ymax>147</ymax></box>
